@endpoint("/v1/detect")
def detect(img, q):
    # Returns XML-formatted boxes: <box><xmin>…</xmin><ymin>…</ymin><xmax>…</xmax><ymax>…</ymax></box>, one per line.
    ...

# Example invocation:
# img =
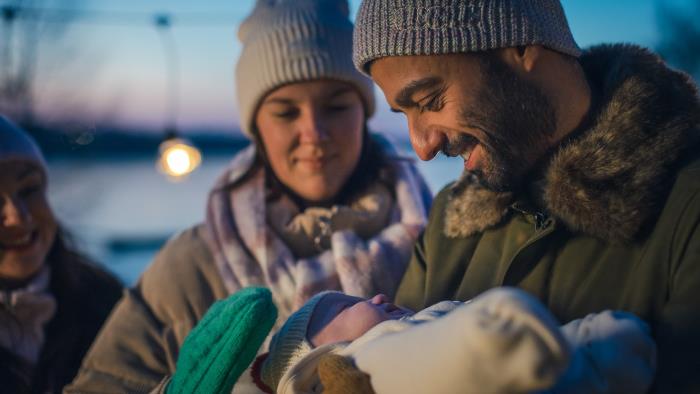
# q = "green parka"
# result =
<box><xmin>396</xmin><ymin>44</ymin><xmax>700</xmax><ymax>393</ymax></box>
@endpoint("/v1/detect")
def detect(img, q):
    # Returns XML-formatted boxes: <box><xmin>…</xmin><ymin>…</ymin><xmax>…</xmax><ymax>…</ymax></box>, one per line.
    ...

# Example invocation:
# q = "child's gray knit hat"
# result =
<box><xmin>235</xmin><ymin>0</ymin><xmax>375</xmax><ymax>138</ymax></box>
<box><xmin>0</xmin><ymin>115</ymin><xmax>47</xmax><ymax>174</ymax></box>
<box><xmin>353</xmin><ymin>0</ymin><xmax>581</xmax><ymax>74</ymax></box>
<box><xmin>261</xmin><ymin>290</ymin><xmax>348</xmax><ymax>391</ymax></box>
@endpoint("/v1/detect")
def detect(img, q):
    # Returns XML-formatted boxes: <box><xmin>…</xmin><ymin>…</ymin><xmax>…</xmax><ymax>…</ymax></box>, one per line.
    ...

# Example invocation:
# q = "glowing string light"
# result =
<box><xmin>157</xmin><ymin>137</ymin><xmax>201</xmax><ymax>180</ymax></box>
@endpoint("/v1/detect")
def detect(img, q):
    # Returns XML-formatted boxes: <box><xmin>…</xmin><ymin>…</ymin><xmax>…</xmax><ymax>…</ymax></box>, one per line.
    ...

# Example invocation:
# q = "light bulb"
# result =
<box><xmin>157</xmin><ymin>138</ymin><xmax>201</xmax><ymax>180</ymax></box>
<box><xmin>165</xmin><ymin>147</ymin><xmax>191</xmax><ymax>175</ymax></box>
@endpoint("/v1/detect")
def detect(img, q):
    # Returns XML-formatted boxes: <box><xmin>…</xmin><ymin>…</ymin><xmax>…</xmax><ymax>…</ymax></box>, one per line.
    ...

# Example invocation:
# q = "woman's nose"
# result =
<box><xmin>1</xmin><ymin>197</ymin><xmax>30</xmax><ymax>227</ymax></box>
<box><xmin>298</xmin><ymin>110</ymin><xmax>329</xmax><ymax>144</ymax></box>
<box><xmin>370</xmin><ymin>294</ymin><xmax>390</xmax><ymax>305</ymax></box>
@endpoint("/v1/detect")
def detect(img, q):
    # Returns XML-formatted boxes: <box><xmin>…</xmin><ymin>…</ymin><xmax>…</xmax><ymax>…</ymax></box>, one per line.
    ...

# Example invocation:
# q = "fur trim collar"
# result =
<box><xmin>445</xmin><ymin>44</ymin><xmax>700</xmax><ymax>242</ymax></box>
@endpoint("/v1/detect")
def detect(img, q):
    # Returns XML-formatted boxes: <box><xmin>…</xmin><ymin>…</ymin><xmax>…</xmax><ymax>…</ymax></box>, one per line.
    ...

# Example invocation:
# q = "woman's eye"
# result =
<box><xmin>326</xmin><ymin>104</ymin><xmax>350</xmax><ymax>112</ymax></box>
<box><xmin>273</xmin><ymin>109</ymin><xmax>298</xmax><ymax>119</ymax></box>
<box><xmin>18</xmin><ymin>185</ymin><xmax>41</xmax><ymax>198</ymax></box>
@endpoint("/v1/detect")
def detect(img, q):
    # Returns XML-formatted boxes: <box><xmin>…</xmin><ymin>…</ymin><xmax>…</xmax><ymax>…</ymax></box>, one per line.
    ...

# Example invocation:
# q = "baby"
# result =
<box><xmin>260</xmin><ymin>288</ymin><xmax>656</xmax><ymax>394</ymax></box>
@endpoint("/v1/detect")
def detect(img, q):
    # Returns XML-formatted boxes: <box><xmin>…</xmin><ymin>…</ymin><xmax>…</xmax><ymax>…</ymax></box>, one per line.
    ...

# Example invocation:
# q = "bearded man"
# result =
<box><xmin>353</xmin><ymin>1</ymin><xmax>700</xmax><ymax>392</ymax></box>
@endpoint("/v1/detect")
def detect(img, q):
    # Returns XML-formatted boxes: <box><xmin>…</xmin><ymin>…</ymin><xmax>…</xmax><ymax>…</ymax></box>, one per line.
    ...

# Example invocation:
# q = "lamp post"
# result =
<box><xmin>153</xmin><ymin>13</ymin><xmax>201</xmax><ymax>180</ymax></box>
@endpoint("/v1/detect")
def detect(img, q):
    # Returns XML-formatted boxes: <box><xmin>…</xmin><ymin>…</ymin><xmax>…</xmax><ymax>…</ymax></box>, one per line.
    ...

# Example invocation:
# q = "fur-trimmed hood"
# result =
<box><xmin>445</xmin><ymin>44</ymin><xmax>700</xmax><ymax>242</ymax></box>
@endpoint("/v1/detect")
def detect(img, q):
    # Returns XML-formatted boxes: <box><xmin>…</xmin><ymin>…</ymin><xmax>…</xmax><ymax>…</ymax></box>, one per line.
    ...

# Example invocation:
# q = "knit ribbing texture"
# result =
<box><xmin>353</xmin><ymin>0</ymin><xmax>580</xmax><ymax>74</ymax></box>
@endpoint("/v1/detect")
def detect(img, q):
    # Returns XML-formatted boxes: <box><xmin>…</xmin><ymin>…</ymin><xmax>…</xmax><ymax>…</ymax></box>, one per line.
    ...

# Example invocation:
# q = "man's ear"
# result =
<box><xmin>498</xmin><ymin>45</ymin><xmax>544</xmax><ymax>75</ymax></box>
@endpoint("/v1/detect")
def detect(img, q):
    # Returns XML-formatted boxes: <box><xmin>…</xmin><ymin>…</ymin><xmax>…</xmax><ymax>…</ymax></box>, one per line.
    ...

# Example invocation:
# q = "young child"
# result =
<box><xmin>260</xmin><ymin>288</ymin><xmax>656</xmax><ymax>394</ymax></box>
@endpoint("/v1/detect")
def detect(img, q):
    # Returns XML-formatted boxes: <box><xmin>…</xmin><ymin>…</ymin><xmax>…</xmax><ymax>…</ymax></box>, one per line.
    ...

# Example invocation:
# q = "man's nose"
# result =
<box><xmin>298</xmin><ymin>109</ymin><xmax>329</xmax><ymax>144</ymax></box>
<box><xmin>407</xmin><ymin>117</ymin><xmax>445</xmax><ymax>161</ymax></box>
<box><xmin>1</xmin><ymin>196</ymin><xmax>30</xmax><ymax>228</ymax></box>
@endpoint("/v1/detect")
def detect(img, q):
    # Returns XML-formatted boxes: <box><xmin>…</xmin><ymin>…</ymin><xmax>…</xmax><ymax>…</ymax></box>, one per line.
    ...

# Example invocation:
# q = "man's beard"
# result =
<box><xmin>448</xmin><ymin>54</ymin><xmax>558</xmax><ymax>192</ymax></box>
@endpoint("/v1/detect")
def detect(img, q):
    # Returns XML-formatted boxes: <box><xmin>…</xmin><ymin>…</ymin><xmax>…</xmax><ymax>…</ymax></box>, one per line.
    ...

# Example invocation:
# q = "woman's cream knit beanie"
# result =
<box><xmin>235</xmin><ymin>0</ymin><xmax>375</xmax><ymax>138</ymax></box>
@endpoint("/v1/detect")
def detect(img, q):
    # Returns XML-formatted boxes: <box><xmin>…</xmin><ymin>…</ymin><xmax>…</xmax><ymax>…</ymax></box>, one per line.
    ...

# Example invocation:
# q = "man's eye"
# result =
<box><xmin>418</xmin><ymin>87</ymin><xmax>446</xmax><ymax>113</ymax></box>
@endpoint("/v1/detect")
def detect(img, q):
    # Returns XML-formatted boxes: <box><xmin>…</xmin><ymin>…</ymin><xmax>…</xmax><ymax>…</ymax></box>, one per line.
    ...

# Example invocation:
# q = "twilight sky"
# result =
<box><xmin>6</xmin><ymin>0</ymin><xmax>691</xmax><ymax>135</ymax></box>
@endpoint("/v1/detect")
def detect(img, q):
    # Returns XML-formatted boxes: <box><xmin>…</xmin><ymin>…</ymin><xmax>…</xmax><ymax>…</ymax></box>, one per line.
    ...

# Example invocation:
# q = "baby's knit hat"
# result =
<box><xmin>261</xmin><ymin>290</ymin><xmax>349</xmax><ymax>391</ymax></box>
<box><xmin>0</xmin><ymin>115</ymin><xmax>47</xmax><ymax>173</ymax></box>
<box><xmin>353</xmin><ymin>0</ymin><xmax>581</xmax><ymax>74</ymax></box>
<box><xmin>235</xmin><ymin>0</ymin><xmax>375</xmax><ymax>138</ymax></box>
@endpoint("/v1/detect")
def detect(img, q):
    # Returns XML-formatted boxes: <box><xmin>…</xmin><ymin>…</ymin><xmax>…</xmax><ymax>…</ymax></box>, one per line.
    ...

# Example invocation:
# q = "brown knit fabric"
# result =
<box><xmin>318</xmin><ymin>354</ymin><xmax>375</xmax><ymax>394</ymax></box>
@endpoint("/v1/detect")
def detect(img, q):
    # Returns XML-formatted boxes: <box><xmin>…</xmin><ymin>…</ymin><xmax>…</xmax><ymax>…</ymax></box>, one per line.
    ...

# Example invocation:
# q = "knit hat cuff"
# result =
<box><xmin>353</xmin><ymin>0</ymin><xmax>581</xmax><ymax>75</ymax></box>
<box><xmin>261</xmin><ymin>290</ymin><xmax>344</xmax><ymax>390</ymax></box>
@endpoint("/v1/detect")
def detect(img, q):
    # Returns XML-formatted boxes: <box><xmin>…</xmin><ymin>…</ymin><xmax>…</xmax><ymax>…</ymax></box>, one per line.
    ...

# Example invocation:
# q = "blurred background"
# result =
<box><xmin>1</xmin><ymin>0</ymin><xmax>698</xmax><ymax>285</ymax></box>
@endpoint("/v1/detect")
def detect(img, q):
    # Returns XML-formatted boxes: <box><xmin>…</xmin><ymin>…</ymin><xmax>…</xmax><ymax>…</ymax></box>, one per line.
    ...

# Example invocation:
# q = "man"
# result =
<box><xmin>353</xmin><ymin>1</ymin><xmax>700</xmax><ymax>392</ymax></box>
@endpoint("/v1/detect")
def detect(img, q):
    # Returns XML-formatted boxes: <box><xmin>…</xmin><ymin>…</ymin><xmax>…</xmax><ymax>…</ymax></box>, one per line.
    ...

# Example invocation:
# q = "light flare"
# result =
<box><xmin>157</xmin><ymin>138</ymin><xmax>202</xmax><ymax>180</ymax></box>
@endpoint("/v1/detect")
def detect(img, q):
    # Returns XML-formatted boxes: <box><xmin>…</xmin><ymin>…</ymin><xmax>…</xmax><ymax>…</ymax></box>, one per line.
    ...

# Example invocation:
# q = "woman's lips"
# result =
<box><xmin>295</xmin><ymin>154</ymin><xmax>335</xmax><ymax>169</ymax></box>
<box><xmin>0</xmin><ymin>231</ymin><xmax>38</xmax><ymax>252</ymax></box>
<box><xmin>296</xmin><ymin>158</ymin><xmax>324</xmax><ymax>170</ymax></box>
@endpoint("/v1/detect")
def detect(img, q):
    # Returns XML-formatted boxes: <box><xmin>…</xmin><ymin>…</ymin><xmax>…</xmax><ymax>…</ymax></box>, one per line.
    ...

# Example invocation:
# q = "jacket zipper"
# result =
<box><xmin>510</xmin><ymin>204</ymin><xmax>549</xmax><ymax>231</ymax></box>
<box><xmin>534</xmin><ymin>212</ymin><xmax>548</xmax><ymax>231</ymax></box>
<box><xmin>499</xmin><ymin>214</ymin><xmax>556</xmax><ymax>286</ymax></box>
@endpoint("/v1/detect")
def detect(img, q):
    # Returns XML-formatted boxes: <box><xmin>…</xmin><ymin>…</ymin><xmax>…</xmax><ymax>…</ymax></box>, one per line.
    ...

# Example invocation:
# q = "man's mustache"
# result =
<box><xmin>440</xmin><ymin>134</ymin><xmax>479</xmax><ymax>157</ymax></box>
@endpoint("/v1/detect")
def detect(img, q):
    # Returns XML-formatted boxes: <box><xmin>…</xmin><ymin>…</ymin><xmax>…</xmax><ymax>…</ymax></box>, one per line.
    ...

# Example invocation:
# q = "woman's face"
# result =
<box><xmin>0</xmin><ymin>161</ymin><xmax>57</xmax><ymax>284</ymax></box>
<box><xmin>255</xmin><ymin>79</ymin><xmax>365</xmax><ymax>203</ymax></box>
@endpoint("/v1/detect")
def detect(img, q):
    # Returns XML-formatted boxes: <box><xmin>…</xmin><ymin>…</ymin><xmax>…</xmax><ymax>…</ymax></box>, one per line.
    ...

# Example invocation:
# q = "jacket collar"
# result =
<box><xmin>445</xmin><ymin>44</ymin><xmax>700</xmax><ymax>242</ymax></box>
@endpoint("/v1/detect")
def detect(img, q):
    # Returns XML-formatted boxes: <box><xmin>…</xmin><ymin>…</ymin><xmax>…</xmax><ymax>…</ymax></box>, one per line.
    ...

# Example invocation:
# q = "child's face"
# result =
<box><xmin>308</xmin><ymin>294</ymin><xmax>413</xmax><ymax>347</ymax></box>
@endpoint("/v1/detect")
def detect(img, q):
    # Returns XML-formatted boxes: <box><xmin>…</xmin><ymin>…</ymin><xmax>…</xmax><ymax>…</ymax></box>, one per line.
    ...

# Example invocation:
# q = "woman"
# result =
<box><xmin>0</xmin><ymin>116</ymin><xmax>122</xmax><ymax>393</ymax></box>
<box><xmin>67</xmin><ymin>0</ymin><xmax>431</xmax><ymax>392</ymax></box>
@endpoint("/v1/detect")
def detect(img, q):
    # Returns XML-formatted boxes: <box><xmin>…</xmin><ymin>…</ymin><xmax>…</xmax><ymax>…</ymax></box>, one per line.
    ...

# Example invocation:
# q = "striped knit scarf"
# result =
<box><xmin>206</xmin><ymin>143</ymin><xmax>430</xmax><ymax>321</ymax></box>
<box><xmin>0</xmin><ymin>266</ymin><xmax>56</xmax><ymax>365</ymax></box>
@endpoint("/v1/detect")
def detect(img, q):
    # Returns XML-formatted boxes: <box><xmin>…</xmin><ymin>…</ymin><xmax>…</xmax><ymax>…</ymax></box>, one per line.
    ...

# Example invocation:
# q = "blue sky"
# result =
<box><xmin>5</xmin><ymin>0</ymin><xmax>691</xmax><ymax>134</ymax></box>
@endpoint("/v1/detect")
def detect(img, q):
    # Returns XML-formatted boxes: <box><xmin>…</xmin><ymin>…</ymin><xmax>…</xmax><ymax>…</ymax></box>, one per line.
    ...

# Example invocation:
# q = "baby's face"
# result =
<box><xmin>308</xmin><ymin>294</ymin><xmax>413</xmax><ymax>347</ymax></box>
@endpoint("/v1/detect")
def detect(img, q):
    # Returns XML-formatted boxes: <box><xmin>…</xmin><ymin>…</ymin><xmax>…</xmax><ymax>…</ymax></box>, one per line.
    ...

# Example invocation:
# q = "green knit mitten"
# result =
<box><xmin>167</xmin><ymin>287</ymin><xmax>278</xmax><ymax>394</ymax></box>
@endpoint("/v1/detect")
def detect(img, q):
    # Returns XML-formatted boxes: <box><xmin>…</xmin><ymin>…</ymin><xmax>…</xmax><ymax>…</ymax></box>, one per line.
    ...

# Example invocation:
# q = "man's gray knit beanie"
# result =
<box><xmin>353</xmin><ymin>0</ymin><xmax>581</xmax><ymax>74</ymax></box>
<box><xmin>235</xmin><ymin>0</ymin><xmax>376</xmax><ymax>138</ymax></box>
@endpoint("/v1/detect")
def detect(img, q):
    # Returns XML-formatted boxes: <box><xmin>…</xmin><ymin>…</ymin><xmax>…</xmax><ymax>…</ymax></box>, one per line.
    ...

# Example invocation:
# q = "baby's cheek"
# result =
<box><xmin>361</xmin><ymin>316</ymin><xmax>388</xmax><ymax>335</ymax></box>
